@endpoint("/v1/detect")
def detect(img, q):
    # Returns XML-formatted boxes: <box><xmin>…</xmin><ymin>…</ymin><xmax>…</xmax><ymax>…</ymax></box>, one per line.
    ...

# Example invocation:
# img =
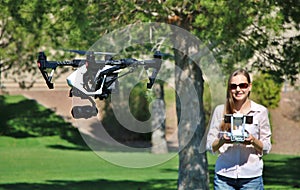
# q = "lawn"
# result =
<box><xmin>0</xmin><ymin>95</ymin><xmax>299</xmax><ymax>190</ymax></box>
<box><xmin>0</xmin><ymin>136</ymin><xmax>179</xmax><ymax>190</ymax></box>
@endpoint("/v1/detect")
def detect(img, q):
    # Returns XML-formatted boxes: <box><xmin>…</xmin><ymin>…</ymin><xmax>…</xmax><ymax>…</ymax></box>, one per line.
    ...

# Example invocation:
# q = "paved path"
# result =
<box><xmin>6</xmin><ymin>89</ymin><xmax>300</xmax><ymax>155</ymax></box>
<box><xmin>8</xmin><ymin>89</ymin><xmax>179</xmax><ymax>151</ymax></box>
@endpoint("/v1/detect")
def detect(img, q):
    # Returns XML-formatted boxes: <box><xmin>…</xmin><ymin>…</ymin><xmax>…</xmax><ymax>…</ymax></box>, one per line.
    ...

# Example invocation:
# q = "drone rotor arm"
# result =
<box><xmin>104</xmin><ymin>58</ymin><xmax>162</xmax><ymax>89</ymax></box>
<box><xmin>37</xmin><ymin>52</ymin><xmax>57</xmax><ymax>89</ymax></box>
<box><xmin>37</xmin><ymin>52</ymin><xmax>87</xmax><ymax>89</ymax></box>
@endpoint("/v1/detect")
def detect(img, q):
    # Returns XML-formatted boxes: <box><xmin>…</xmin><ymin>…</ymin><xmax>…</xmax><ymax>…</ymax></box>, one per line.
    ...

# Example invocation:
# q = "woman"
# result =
<box><xmin>206</xmin><ymin>68</ymin><xmax>272</xmax><ymax>190</ymax></box>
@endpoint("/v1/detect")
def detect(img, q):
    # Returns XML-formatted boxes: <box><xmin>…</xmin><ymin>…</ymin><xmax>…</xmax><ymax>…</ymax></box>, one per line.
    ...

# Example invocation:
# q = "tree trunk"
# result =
<box><xmin>174</xmin><ymin>37</ymin><xmax>209</xmax><ymax>189</ymax></box>
<box><xmin>151</xmin><ymin>83</ymin><xmax>168</xmax><ymax>154</ymax></box>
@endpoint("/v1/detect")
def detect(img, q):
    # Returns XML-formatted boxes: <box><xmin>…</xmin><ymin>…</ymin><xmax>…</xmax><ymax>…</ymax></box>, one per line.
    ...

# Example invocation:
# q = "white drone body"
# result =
<box><xmin>66</xmin><ymin>64</ymin><xmax>119</xmax><ymax>97</ymax></box>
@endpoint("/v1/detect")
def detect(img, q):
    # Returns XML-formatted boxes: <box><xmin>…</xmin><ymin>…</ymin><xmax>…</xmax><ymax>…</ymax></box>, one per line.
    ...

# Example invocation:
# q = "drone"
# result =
<box><xmin>37</xmin><ymin>50</ymin><xmax>163</xmax><ymax>118</ymax></box>
<box><xmin>222</xmin><ymin>113</ymin><xmax>253</xmax><ymax>142</ymax></box>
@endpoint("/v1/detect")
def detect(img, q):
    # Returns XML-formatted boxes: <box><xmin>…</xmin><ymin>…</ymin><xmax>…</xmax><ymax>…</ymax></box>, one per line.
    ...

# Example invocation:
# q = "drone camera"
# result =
<box><xmin>71</xmin><ymin>105</ymin><xmax>98</xmax><ymax>119</ymax></box>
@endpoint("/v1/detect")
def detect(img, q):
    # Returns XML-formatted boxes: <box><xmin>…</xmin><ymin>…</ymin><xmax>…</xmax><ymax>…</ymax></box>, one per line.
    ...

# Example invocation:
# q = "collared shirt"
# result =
<box><xmin>206</xmin><ymin>100</ymin><xmax>272</xmax><ymax>179</ymax></box>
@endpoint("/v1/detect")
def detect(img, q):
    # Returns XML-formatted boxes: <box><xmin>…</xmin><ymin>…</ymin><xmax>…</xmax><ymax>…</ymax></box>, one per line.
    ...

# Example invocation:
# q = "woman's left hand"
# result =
<box><xmin>244</xmin><ymin>134</ymin><xmax>255</xmax><ymax>145</ymax></box>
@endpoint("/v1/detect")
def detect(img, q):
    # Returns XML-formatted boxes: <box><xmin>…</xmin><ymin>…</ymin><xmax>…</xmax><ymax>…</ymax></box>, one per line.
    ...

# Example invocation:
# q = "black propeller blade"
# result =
<box><xmin>63</xmin><ymin>49</ymin><xmax>116</xmax><ymax>56</ymax></box>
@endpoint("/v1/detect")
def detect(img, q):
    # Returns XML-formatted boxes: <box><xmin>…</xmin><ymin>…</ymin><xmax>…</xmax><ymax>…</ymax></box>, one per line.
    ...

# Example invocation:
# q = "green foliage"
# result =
<box><xmin>251</xmin><ymin>73</ymin><xmax>283</xmax><ymax>108</ymax></box>
<box><xmin>190</xmin><ymin>0</ymin><xmax>299</xmax><ymax>83</ymax></box>
<box><xmin>1</xmin><ymin>0</ymin><xmax>299</xmax><ymax>86</ymax></box>
<box><xmin>129</xmin><ymin>81</ymin><xmax>151</xmax><ymax>122</ymax></box>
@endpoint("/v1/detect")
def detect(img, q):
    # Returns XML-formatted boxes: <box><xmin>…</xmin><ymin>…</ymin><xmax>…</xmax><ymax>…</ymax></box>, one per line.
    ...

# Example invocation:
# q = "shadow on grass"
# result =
<box><xmin>208</xmin><ymin>164</ymin><xmax>215</xmax><ymax>186</ymax></box>
<box><xmin>0</xmin><ymin>179</ymin><xmax>177</xmax><ymax>190</ymax></box>
<box><xmin>0</xmin><ymin>95</ymin><xmax>87</xmax><ymax>148</ymax></box>
<box><xmin>263</xmin><ymin>155</ymin><xmax>300</xmax><ymax>189</ymax></box>
<box><xmin>207</xmin><ymin>154</ymin><xmax>300</xmax><ymax>189</ymax></box>
<box><xmin>46</xmin><ymin>144</ymin><xmax>90</xmax><ymax>151</ymax></box>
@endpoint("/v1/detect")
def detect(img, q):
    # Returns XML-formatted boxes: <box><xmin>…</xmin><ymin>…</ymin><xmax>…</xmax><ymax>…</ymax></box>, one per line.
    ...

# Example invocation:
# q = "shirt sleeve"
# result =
<box><xmin>206</xmin><ymin>105</ymin><xmax>224</xmax><ymax>154</ymax></box>
<box><xmin>259</xmin><ymin>107</ymin><xmax>272</xmax><ymax>155</ymax></box>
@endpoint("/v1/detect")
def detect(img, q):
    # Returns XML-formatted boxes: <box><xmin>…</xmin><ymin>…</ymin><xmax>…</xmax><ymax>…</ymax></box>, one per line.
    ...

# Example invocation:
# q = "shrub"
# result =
<box><xmin>251</xmin><ymin>73</ymin><xmax>283</xmax><ymax>109</ymax></box>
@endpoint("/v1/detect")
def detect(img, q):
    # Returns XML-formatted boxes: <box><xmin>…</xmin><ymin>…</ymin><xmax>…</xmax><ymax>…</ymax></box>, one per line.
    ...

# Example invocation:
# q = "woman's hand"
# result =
<box><xmin>212</xmin><ymin>133</ymin><xmax>232</xmax><ymax>152</ymax></box>
<box><xmin>221</xmin><ymin>133</ymin><xmax>232</xmax><ymax>144</ymax></box>
<box><xmin>244</xmin><ymin>134</ymin><xmax>255</xmax><ymax>145</ymax></box>
<box><xmin>244</xmin><ymin>133</ymin><xmax>263</xmax><ymax>154</ymax></box>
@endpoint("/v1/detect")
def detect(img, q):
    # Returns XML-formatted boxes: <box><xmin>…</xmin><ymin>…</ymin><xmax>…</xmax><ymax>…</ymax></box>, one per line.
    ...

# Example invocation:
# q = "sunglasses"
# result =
<box><xmin>230</xmin><ymin>83</ymin><xmax>249</xmax><ymax>90</ymax></box>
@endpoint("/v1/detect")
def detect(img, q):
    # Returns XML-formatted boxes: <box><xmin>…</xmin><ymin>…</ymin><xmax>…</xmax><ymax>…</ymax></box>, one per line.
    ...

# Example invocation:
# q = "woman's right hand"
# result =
<box><xmin>220</xmin><ymin>133</ymin><xmax>232</xmax><ymax>144</ymax></box>
<box><xmin>212</xmin><ymin>133</ymin><xmax>232</xmax><ymax>152</ymax></box>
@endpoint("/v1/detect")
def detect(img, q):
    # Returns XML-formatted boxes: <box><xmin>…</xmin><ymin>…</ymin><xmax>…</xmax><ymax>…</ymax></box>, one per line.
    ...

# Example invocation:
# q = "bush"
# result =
<box><xmin>251</xmin><ymin>73</ymin><xmax>283</xmax><ymax>109</ymax></box>
<box><xmin>102</xmin><ymin>81</ymin><xmax>152</xmax><ymax>143</ymax></box>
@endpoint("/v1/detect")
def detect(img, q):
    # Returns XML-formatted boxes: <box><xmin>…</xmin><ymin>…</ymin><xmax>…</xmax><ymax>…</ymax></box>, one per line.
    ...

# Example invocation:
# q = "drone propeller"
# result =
<box><xmin>63</xmin><ymin>49</ymin><xmax>116</xmax><ymax>56</ymax></box>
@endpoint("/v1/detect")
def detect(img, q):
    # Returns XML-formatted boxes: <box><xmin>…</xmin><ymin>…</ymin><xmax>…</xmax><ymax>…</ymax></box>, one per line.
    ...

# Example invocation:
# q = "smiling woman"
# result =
<box><xmin>206</xmin><ymin>68</ymin><xmax>272</xmax><ymax>190</ymax></box>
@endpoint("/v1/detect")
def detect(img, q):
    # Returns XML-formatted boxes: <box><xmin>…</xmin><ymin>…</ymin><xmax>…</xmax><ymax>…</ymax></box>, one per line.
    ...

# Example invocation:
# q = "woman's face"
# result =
<box><xmin>230</xmin><ymin>74</ymin><xmax>251</xmax><ymax>102</ymax></box>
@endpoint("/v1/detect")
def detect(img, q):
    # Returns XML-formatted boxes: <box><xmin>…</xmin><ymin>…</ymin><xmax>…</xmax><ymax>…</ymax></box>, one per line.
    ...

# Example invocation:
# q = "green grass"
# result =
<box><xmin>1</xmin><ymin>136</ymin><xmax>299</xmax><ymax>190</ymax></box>
<box><xmin>263</xmin><ymin>154</ymin><xmax>300</xmax><ymax>189</ymax></box>
<box><xmin>0</xmin><ymin>95</ymin><xmax>299</xmax><ymax>190</ymax></box>
<box><xmin>0</xmin><ymin>136</ymin><xmax>178</xmax><ymax>190</ymax></box>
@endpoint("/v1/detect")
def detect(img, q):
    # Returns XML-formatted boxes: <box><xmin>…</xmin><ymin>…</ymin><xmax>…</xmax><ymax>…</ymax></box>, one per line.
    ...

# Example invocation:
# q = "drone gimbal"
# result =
<box><xmin>37</xmin><ymin>50</ymin><xmax>162</xmax><ymax>100</ymax></box>
<box><xmin>223</xmin><ymin>113</ymin><xmax>253</xmax><ymax>142</ymax></box>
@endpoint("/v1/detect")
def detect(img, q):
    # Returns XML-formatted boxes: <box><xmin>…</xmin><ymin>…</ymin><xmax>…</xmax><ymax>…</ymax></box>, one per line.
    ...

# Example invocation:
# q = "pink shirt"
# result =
<box><xmin>206</xmin><ymin>101</ymin><xmax>272</xmax><ymax>179</ymax></box>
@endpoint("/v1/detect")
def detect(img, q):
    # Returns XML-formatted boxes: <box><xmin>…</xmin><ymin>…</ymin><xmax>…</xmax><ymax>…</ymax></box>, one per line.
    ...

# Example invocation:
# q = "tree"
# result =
<box><xmin>174</xmin><ymin>45</ymin><xmax>209</xmax><ymax>189</ymax></box>
<box><xmin>109</xmin><ymin>1</ymin><xmax>299</xmax><ymax>189</ymax></box>
<box><xmin>1</xmin><ymin>0</ymin><xmax>299</xmax><ymax>189</ymax></box>
<box><xmin>193</xmin><ymin>0</ymin><xmax>299</xmax><ymax>83</ymax></box>
<box><xmin>151</xmin><ymin>82</ymin><xmax>168</xmax><ymax>154</ymax></box>
<box><xmin>0</xmin><ymin>0</ymin><xmax>105</xmax><ymax>88</ymax></box>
